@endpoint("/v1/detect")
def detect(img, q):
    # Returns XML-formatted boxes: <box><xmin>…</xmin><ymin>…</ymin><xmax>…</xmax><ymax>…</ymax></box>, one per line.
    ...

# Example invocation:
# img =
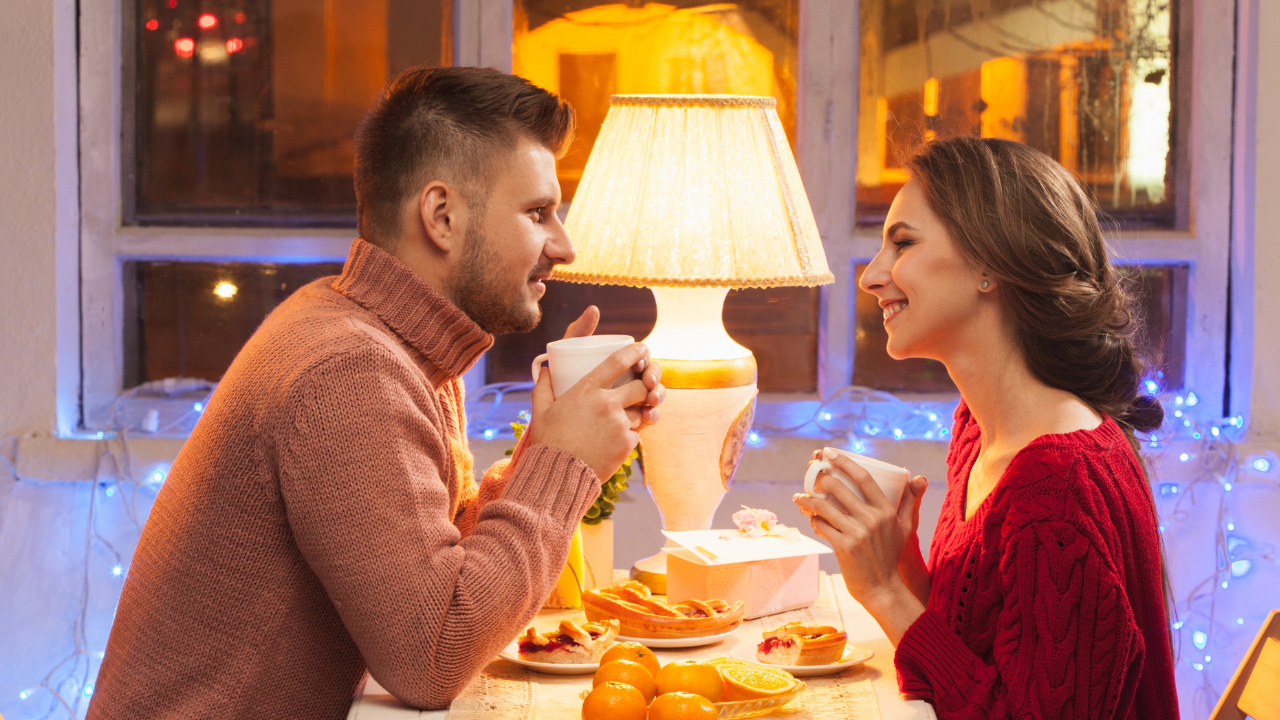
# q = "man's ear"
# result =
<box><xmin>419</xmin><ymin>181</ymin><xmax>462</xmax><ymax>254</ymax></box>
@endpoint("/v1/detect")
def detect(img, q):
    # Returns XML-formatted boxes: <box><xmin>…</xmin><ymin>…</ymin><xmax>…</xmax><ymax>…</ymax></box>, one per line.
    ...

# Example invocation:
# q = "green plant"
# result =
<box><xmin>507</xmin><ymin>415</ymin><xmax>636</xmax><ymax>524</ymax></box>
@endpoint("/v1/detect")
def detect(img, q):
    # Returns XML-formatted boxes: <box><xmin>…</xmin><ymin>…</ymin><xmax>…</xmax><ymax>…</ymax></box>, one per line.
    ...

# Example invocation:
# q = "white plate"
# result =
<box><xmin>615</xmin><ymin>628</ymin><xmax>738</xmax><ymax>648</ymax></box>
<box><xmin>729</xmin><ymin>643</ymin><xmax>875</xmax><ymax>677</ymax></box>
<box><xmin>497</xmin><ymin>640</ymin><xmax>600</xmax><ymax>675</ymax></box>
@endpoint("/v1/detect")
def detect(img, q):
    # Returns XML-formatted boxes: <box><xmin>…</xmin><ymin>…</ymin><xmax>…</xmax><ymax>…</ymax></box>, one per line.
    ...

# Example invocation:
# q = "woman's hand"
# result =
<box><xmin>793</xmin><ymin>448</ymin><xmax>928</xmax><ymax>645</ymax></box>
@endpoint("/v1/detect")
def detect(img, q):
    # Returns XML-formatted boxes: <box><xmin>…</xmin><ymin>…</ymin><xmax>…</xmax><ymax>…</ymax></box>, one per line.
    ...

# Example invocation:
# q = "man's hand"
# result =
<box><xmin>526</xmin><ymin>339</ymin><xmax>664</xmax><ymax>482</ymax></box>
<box><xmin>563</xmin><ymin>305</ymin><xmax>600</xmax><ymax>339</ymax></box>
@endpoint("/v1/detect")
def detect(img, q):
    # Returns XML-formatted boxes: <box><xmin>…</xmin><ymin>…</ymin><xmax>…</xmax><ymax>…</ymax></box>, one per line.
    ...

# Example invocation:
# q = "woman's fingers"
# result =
<box><xmin>822</xmin><ymin>448</ymin><xmax>893</xmax><ymax>510</ymax></box>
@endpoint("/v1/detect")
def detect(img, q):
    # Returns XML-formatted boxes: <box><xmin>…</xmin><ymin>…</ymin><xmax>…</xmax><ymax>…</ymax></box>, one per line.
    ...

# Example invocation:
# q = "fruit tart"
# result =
<box><xmin>755</xmin><ymin>621</ymin><xmax>847</xmax><ymax>666</ymax></box>
<box><xmin>582</xmin><ymin>581</ymin><xmax>745</xmax><ymax>639</ymax></box>
<box><xmin>517</xmin><ymin>619</ymin><xmax>620</xmax><ymax>664</ymax></box>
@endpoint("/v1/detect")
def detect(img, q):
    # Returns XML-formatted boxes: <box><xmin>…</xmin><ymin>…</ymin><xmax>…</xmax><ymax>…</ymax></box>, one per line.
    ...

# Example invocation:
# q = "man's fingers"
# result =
<box><xmin>614</xmin><ymin>377</ymin><xmax>652</xmax><ymax>408</ymax></box>
<box><xmin>642</xmin><ymin>360</ymin><xmax>663</xmax><ymax>389</ymax></box>
<box><xmin>584</xmin><ymin>343</ymin><xmax>650</xmax><ymax>389</ymax></box>
<box><xmin>640</xmin><ymin>406</ymin><xmax>660</xmax><ymax>426</ymax></box>
<box><xmin>626</xmin><ymin>406</ymin><xmax>643</xmax><ymax>430</ymax></box>
<box><xmin>530</xmin><ymin>364</ymin><xmax>555</xmax><ymax>419</ymax></box>
<box><xmin>564</xmin><ymin>305</ymin><xmax>600</xmax><ymax>339</ymax></box>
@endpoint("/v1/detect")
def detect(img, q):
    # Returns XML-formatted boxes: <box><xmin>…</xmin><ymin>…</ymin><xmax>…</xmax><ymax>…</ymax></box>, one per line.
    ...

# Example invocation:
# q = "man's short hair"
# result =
<box><xmin>354</xmin><ymin>66</ymin><xmax>575</xmax><ymax>247</ymax></box>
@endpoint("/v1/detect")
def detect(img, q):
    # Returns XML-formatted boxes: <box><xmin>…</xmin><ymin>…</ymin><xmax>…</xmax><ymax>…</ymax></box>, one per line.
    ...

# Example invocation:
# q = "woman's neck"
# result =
<box><xmin>944</xmin><ymin>335</ymin><xmax>1101</xmax><ymax>455</ymax></box>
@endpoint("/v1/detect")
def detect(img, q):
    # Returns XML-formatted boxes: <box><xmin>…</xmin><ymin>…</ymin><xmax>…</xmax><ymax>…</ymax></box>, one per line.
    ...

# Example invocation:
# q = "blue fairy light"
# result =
<box><xmin>1192</xmin><ymin>662</ymin><xmax>1204</xmax><ymax>671</ymax></box>
<box><xmin>1237</xmin><ymin>618</ymin><xmax>1245</xmax><ymax>625</ymax></box>
<box><xmin>1193</xmin><ymin>631</ymin><xmax>1207</xmax><ymax>649</ymax></box>
<box><xmin>1179</xmin><ymin>453</ymin><xmax>1189</xmax><ymax>462</ymax></box>
<box><xmin>1211</xmin><ymin>427</ymin><xmax>1221</xmax><ymax>437</ymax></box>
<box><xmin>1145</xmin><ymin>380</ymin><xmax>1159</xmax><ymax>394</ymax></box>
<box><xmin>1171</xmin><ymin>620</ymin><xmax>1184</xmax><ymax>630</ymax></box>
<box><xmin>1224</xmin><ymin>482</ymin><xmax>1233</xmax><ymax>492</ymax></box>
<box><xmin>83</xmin><ymin>684</ymin><xmax>94</xmax><ymax>697</ymax></box>
<box><xmin>194</xmin><ymin>402</ymin><xmax>204</xmax><ymax>412</ymax></box>
<box><xmin>112</xmin><ymin>564</ymin><xmax>122</xmax><ymax>577</ymax></box>
<box><xmin>19</xmin><ymin>690</ymin><xmax>30</xmax><ymax>700</ymax></box>
<box><xmin>748</xmin><ymin>432</ymin><xmax>761</xmax><ymax>444</ymax></box>
<box><xmin>892</xmin><ymin>428</ymin><xmax>904</xmax><ymax>440</ymax></box>
<box><xmin>1253</xmin><ymin>458</ymin><xmax>1271</xmax><ymax>473</ymax></box>
<box><xmin>851</xmin><ymin>441</ymin><xmax>867</xmax><ymax>453</ymax></box>
<box><xmin>483</xmin><ymin>429</ymin><xmax>494</xmax><ymax>439</ymax></box>
<box><xmin>1231</xmin><ymin>560</ymin><xmax>1252</xmax><ymax>577</ymax></box>
<box><xmin>150</xmin><ymin>469</ymin><xmax>165</xmax><ymax>484</ymax></box>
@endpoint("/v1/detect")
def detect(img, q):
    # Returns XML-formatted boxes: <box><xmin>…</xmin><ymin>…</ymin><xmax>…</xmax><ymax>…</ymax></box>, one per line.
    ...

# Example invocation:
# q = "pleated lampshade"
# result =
<box><xmin>554</xmin><ymin>95</ymin><xmax>834</xmax><ymax>289</ymax></box>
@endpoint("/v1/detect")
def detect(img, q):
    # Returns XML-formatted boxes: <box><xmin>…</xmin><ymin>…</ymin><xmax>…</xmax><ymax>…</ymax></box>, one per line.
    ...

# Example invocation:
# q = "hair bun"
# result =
<box><xmin>1126</xmin><ymin>395</ymin><xmax>1164</xmax><ymax>434</ymax></box>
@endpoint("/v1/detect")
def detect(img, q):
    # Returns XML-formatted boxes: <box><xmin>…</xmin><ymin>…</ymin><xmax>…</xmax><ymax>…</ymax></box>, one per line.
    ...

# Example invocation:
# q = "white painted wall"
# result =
<box><xmin>1</xmin><ymin>0</ymin><xmax>1278</xmax><ymax>717</ymax></box>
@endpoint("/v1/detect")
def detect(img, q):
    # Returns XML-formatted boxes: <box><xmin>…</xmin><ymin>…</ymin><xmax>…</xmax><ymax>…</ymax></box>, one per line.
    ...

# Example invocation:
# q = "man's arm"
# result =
<box><xmin>278</xmin><ymin>347</ymin><xmax>599</xmax><ymax>709</ymax></box>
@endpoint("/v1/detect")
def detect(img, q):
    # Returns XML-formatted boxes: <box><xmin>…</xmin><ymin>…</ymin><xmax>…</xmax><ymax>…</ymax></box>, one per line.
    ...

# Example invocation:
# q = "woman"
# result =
<box><xmin>795</xmin><ymin>137</ymin><xmax>1178</xmax><ymax>718</ymax></box>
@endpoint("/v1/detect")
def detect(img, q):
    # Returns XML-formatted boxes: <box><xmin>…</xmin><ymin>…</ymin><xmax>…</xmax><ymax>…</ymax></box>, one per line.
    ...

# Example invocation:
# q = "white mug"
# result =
<box><xmin>804</xmin><ymin>448</ymin><xmax>910</xmax><ymax>508</ymax></box>
<box><xmin>531</xmin><ymin>334</ymin><xmax>636</xmax><ymax>398</ymax></box>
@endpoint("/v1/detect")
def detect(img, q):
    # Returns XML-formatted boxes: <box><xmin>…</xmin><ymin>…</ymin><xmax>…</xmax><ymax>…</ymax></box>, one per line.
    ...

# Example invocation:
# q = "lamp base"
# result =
<box><xmin>630</xmin><ymin>552</ymin><xmax>669</xmax><ymax>595</ymax></box>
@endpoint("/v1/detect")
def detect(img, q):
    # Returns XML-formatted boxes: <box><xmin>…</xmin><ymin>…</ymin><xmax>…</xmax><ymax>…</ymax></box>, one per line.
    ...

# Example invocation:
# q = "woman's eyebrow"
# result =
<box><xmin>884</xmin><ymin>221</ymin><xmax>918</xmax><ymax>241</ymax></box>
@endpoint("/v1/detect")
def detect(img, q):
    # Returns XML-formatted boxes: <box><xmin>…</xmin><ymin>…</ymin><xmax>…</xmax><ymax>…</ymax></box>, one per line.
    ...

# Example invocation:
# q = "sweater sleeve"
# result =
<box><xmin>277</xmin><ymin>348</ymin><xmax>600</xmax><ymax>710</ymax></box>
<box><xmin>894</xmin><ymin>496</ymin><xmax>1145</xmax><ymax>720</ymax></box>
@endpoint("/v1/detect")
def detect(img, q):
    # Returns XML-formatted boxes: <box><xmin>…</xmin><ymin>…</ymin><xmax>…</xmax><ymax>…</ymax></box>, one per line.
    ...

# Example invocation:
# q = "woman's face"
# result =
<box><xmin>859</xmin><ymin>179</ymin><xmax>985</xmax><ymax>361</ymax></box>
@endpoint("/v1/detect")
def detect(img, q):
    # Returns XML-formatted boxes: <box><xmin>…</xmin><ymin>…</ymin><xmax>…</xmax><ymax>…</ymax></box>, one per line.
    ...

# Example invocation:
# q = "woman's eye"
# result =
<box><xmin>893</xmin><ymin>238</ymin><xmax>913</xmax><ymax>250</ymax></box>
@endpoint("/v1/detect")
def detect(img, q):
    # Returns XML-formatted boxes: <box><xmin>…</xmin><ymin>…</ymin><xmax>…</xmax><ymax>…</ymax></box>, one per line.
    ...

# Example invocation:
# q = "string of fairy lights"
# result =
<box><xmin>9</xmin><ymin>381</ymin><xmax>1276</xmax><ymax>716</ymax></box>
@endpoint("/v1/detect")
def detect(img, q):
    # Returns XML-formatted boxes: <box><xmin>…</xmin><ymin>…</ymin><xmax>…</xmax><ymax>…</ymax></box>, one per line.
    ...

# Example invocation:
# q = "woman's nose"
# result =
<box><xmin>859</xmin><ymin>250</ymin><xmax>892</xmax><ymax>293</ymax></box>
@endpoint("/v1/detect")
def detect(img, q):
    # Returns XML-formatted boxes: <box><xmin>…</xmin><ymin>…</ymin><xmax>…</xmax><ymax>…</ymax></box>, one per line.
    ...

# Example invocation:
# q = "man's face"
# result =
<box><xmin>448</xmin><ymin>137</ymin><xmax>574</xmax><ymax>334</ymax></box>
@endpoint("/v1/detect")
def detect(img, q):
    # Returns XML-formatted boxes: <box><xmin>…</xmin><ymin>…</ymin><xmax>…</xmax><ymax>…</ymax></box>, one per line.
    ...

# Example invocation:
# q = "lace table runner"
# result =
<box><xmin>447</xmin><ymin>575</ymin><xmax>883</xmax><ymax>720</ymax></box>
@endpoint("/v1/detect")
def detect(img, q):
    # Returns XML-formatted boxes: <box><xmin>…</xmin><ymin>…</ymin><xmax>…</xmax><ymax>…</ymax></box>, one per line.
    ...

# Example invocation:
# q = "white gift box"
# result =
<box><xmin>662</xmin><ymin>529</ymin><xmax>832</xmax><ymax>620</ymax></box>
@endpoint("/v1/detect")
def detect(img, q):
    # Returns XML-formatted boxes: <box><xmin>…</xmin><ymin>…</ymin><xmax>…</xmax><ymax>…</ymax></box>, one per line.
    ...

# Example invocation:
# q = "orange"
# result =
<box><xmin>719</xmin><ymin>662</ymin><xmax>797</xmax><ymax>701</ymax></box>
<box><xmin>648</xmin><ymin>691</ymin><xmax>718</xmax><ymax>720</ymax></box>
<box><xmin>601</xmin><ymin>641</ymin><xmax>661</xmax><ymax>677</ymax></box>
<box><xmin>653</xmin><ymin>660</ymin><xmax>723</xmax><ymax>703</ymax></box>
<box><xmin>593</xmin><ymin>659</ymin><xmax>656</xmax><ymax>703</ymax></box>
<box><xmin>581</xmin><ymin>681</ymin><xmax>648</xmax><ymax>720</ymax></box>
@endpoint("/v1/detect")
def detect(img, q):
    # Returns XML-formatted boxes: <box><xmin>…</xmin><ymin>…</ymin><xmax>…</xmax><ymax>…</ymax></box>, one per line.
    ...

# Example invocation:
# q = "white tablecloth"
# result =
<box><xmin>347</xmin><ymin>573</ymin><xmax>936</xmax><ymax>720</ymax></box>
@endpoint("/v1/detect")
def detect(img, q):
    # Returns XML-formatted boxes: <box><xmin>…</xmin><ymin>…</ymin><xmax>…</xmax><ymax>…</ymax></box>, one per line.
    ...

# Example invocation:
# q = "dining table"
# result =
<box><xmin>346</xmin><ymin>572</ymin><xmax>937</xmax><ymax>720</ymax></box>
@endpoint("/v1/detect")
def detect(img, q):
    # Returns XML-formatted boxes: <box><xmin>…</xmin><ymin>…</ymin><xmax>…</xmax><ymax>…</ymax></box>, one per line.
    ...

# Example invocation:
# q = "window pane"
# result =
<box><xmin>856</xmin><ymin>0</ymin><xmax>1176</xmax><ymax>227</ymax></box>
<box><xmin>514</xmin><ymin>0</ymin><xmax>799</xmax><ymax>201</ymax></box>
<box><xmin>122</xmin><ymin>261</ymin><xmax>344</xmax><ymax>386</ymax></box>
<box><xmin>486</xmin><ymin>282</ymin><xmax>820</xmax><ymax>393</ymax></box>
<box><xmin>851</xmin><ymin>263</ymin><xmax>1187</xmax><ymax>392</ymax></box>
<box><xmin>134</xmin><ymin>0</ymin><xmax>450</xmax><ymax>225</ymax></box>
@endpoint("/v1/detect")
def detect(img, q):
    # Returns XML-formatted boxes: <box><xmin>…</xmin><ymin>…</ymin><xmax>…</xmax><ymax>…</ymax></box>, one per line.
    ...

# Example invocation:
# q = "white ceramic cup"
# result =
<box><xmin>804</xmin><ymin>448</ymin><xmax>911</xmax><ymax>508</ymax></box>
<box><xmin>531</xmin><ymin>334</ymin><xmax>637</xmax><ymax>398</ymax></box>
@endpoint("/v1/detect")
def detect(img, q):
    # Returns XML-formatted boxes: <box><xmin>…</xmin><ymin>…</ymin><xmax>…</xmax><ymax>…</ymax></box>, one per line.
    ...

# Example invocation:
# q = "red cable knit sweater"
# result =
<box><xmin>88</xmin><ymin>239</ymin><xmax>599</xmax><ymax>719</ymax></box>
<box><xmin>894</xmin><ymin>401</ymin><xmax>1179</xmax><ymax>720</ymax></box>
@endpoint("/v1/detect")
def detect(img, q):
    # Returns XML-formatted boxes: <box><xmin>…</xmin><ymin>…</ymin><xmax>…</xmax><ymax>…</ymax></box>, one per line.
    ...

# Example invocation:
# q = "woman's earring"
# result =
<box><xmin>980</xmin><ymin>280</ymin><xmax>991</xmax><ymax>290</ymax></box>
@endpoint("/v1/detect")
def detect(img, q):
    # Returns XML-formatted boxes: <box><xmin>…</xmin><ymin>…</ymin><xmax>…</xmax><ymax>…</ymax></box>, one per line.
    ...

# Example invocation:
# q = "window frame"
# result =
<box><xmin>72</xmin><ymin>0</ymin><xmax>1243</xmax><ymax>432</ymax></box>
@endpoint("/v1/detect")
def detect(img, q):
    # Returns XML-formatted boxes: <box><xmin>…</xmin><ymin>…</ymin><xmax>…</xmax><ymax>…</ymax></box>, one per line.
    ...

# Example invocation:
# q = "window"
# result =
<box><xmin>855</xmin><ymin>0</ymin><xmax>1176</xmax><ymax>228</ymax></box>
<box><xmin>75</xmin><ymin>0</ymin><xmax>1240</xmax><ymax>430</ymax></box>
<box><xmin>133</xmin><ymin>0</ymin><xmax>452</xmax><ymax>224</ymax></box>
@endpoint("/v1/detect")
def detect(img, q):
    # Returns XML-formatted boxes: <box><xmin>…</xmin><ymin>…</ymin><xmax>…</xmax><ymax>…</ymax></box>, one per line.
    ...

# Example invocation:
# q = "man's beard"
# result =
<box><xmin>448</xmin><ymin>221</ymin><xmax>548</xmax><ymax>334</ymax></box>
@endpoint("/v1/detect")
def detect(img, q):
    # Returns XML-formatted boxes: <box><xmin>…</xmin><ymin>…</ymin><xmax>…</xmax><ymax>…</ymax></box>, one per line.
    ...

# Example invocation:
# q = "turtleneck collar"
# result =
<box><xmin>333</xmin><ymin>238</ymin><xmax>493</xmax><ymax>384</ymax></box>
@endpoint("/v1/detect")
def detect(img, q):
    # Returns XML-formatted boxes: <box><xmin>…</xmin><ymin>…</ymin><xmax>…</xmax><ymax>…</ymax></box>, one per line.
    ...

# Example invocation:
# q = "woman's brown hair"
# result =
<box><xmin>905</xmin><ymin>136</ymin><xmax>1177</xmax><ymax>643</ymax></box>
<box><xmin>904</xmin><ymin>136</ymin><xmax>1165</xmax><ymax>453</ymax></box>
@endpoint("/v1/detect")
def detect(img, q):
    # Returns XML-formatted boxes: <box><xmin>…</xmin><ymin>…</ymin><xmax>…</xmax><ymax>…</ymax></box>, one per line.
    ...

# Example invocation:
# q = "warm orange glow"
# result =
<box><xmin>145</xmin><ymin>19</ymin><xmax>159</xmax><ymax>31</ymax></box>
<box><xmin>225</xmin><ymin>38</ymin><xmax>244</xmax><ymax>53</ymax></box>
<box><xmin>234</xmin><ymin>12</ymin><xmax>246</xmax><ymax>23</ymax></box>
<box><xmin>213</xmin><ymin>282</ymin><xmax>238</xmax><ymax>300</ymax></box>
<box><xmin>198</xmin><ymin>13</ymin><xmax>218</xmax><ymax>29</ymax></box>
<box><xmin>174</xmin><ymin>37</ymin><xmax>195</xmax><ymax>58</ymax></box>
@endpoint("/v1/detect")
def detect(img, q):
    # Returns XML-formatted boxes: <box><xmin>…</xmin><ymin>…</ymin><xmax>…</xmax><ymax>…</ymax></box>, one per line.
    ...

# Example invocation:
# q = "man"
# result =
<box><xmin>88</xmin><ymin>66</ymin><xmax>663</xmax><ymax>719</ymax></box>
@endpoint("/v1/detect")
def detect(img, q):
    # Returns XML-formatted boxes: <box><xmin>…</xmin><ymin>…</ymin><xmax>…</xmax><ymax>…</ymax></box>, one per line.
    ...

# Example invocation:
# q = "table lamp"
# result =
<box><xmin>554</xmin><ymin>95</ymin><xmax>833</xmax><ymax>592</ymax></box>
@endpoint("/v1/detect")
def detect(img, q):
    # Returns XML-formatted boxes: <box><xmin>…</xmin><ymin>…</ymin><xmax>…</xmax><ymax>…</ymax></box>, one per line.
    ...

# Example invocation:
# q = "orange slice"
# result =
<box><xmin>719</xmin><ymin>662</ymin><xmax>798</xmax><ymax>701</ymax></box>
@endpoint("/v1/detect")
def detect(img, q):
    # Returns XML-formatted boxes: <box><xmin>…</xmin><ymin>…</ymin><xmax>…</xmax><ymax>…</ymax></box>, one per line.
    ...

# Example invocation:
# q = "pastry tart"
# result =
<box><xmin>755</xmin><ymin>621</ymin><xmax>847</xmax><ymax>666</ymax></box>
<box><xmin>516</xmin><ymin>619</ymin><xmax>620</xmax><ymax>664</ymax></box>
<box><xmin>582</xmin><ymin>581</ymin><xmax>745</xmax><ymax>639</ymax></box>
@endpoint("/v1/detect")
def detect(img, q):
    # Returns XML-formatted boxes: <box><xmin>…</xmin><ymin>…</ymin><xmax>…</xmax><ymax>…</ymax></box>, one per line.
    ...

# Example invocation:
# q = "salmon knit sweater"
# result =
<box><xmin>894</xmin><ymin>401</ymin><xmax>1179</xmax><ymax>719</ymax></box>
<box><xmin>88</xmin><ymin>239</ymin><xmax>600</xmax><ymax>719</ymax></box>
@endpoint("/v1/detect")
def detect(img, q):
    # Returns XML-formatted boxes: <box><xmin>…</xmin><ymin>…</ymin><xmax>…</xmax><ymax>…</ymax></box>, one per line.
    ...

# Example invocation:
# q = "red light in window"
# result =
<box><xmin>235</xmin><ymin>12</ymin><xmax>246</xmax><ymax>23</ymax></box>
<box><xmin>225</xmin><ymin>38</ymin><xmax>244</xmax><ymax>53</ymax></box>
<box><xmin>168</xmin><ymin>0</ymin><xmax>177</xmax><ymax>7</ymax></box>
<box><xmin>174</xmin><ymin>37</ymin><xmax>195</xmax><ymax>58</ymax></box>
<box><xmin>197</xmin><ymin>14</ymin><xmax>218</xmax><ymax>29</ymax></box>
<box><xmin>145</xmin><ymin>19</ymin><xmax>159</xmax><ymax>31</ymax></box>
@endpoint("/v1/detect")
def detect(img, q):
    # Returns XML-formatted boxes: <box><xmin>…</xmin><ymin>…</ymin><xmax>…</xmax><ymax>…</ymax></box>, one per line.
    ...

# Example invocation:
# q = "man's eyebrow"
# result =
<box><xmin>526</xmin><ymin>194</ymin><xmax>559</xmax><ymax>208</ymax></box>
<box><xmin>884</xmin><ymin>221</ymin><xmax>917</xmax><ymax>241</ymax></box>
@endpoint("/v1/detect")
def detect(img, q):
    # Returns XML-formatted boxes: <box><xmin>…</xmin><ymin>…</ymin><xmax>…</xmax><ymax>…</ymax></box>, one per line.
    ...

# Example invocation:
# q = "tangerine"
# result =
<box><xmin>648</xmin><ymin>691</ymin><xmax>718</xmax><ymax>720</ymax></box>
<box><xmin>592</xmin><ymin>659</ymin><xmax>656</xmax><ymax>703</ymax></box>
<box><xmin>653</xmin><ymin>660</ymin><xmax>723</xmax><ymax>703</ymax></box>
<box><xmin>581</xmin><ymin>681</ymin><xmax>648</xmax><ymax>720</ymax></box>
<box><xmin>600</xmin><ymin>641</ymin><xmax>661</xmax><ymax>677</ymax></box>
<box><xmin>719</xmin><ymin>662</ymin><xmax>797</xmax><ymax>701</ymax></box>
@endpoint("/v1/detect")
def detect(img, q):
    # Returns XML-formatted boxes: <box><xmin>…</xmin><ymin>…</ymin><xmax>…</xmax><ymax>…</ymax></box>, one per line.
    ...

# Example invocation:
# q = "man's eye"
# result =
<box><xmin>530</xmin><ymin>208</ymin><xmax>545</xmax><ymax>222</ymax></box>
